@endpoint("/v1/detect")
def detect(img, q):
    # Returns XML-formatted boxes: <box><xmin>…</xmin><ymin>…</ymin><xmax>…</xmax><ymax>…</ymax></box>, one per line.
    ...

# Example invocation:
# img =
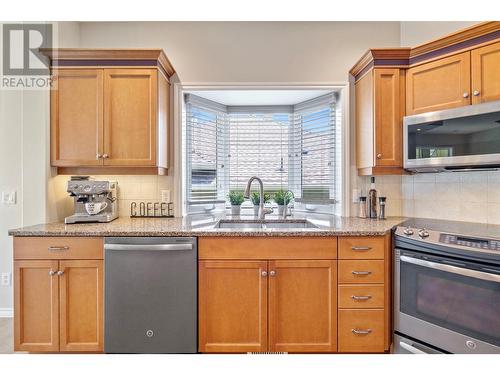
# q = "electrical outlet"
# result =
<box><xmin>1</xmin><ymin>272</ymin><xmax>11</xmax><ymax>286</ymax></box>
<box><xmin>1</xmin><ymin>191</ymin><xmax>16</xmax><ymax>205</ymax></box>
<box><xmin>352</xmin><ymin>189</ymin><xmax>360</xmax><ymax>203</ymax></box>
<box><xmin>161</xmin><ymin>190</ymin><xmax>171</xmax><ymax>203</ymax></box>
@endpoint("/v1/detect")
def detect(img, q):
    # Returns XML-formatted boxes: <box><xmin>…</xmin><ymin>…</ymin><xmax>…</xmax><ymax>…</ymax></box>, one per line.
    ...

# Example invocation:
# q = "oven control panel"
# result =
<box><xmin>439</xmin><ymin>233</ymin><xmax>500</xmax><ymax>251</ymax></box>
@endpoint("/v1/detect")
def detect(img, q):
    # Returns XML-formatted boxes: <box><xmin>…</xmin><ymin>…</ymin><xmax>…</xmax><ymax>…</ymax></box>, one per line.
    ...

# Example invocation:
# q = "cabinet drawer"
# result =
<box><xmin>14</xmin><ymin>237</ymin><xmax>103</xmax><ymax>260</ymax></box>
<box><xmin>338</xmin><ymin>309</ymin><xmax>385</xmax><ymax>352</ymax></box>
<box><xmin>338</xmin><ymin>260</ymin><xmax>384</xmax><ymax>284</ymax></box>
<box><xmin>338</xmin><ymin>284</ymin><xmax>384</xmax><ymax>308</ymax></box>
<box><xmin>339</xmin><ymin>237</ymin><xmax>385</xmax><ymax>259</ymax></box>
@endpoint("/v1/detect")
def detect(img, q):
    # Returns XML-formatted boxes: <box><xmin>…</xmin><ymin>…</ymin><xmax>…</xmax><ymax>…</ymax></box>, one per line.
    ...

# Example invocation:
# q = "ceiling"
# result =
<box><xmin>186</xmin><ymin>89</ymin><xmax>335</xmax><ymax>106</ymax></box>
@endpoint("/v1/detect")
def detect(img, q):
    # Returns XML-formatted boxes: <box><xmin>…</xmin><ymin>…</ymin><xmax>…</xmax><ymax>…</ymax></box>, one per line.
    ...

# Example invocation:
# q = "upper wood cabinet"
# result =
<box><xmin>406</xmin><ymin>52</ymin><xmax>471</xmax><ymax>115</ymax></box>
<box><xmin>43</xmin><ymin>49</ymin><xmax>175</xmax><ymax>175</ymax></box>
<box><xmin>51</xmin><ymin>69</ymin><xmax>103</xmax><ymax>166</ymax></box>
<box><xmin>471</xmin><ymin>41</ymin><xmax>500</xmax><ymax>104</ymax></box>
<box><xmin>103</xmin><ymin>69</ymin><xmax>157</xmax><ymax>166</ymax></box>
<box><xmin>355</xmin><ymin>68</ymin><xmax>405</xmax><ymax>176</ymax></box>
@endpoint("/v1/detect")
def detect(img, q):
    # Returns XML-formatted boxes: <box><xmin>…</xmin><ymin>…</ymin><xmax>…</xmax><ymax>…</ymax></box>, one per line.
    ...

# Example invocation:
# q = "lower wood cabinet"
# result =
<box><xmin>338</xmin><ymin>309</ymin><xmax>385</xmax><ymax>352</ymax></box>
<box><xmin>14</xmin><ymin>237</ymin><xmax>104</xmax><ymax>353</ymax></box>
<box><xmin>198</xmin><ymin>260</ymin><xmax>268</xmax><ymax>353</ymax></box>
<box><xmin>198</xmin><ymin>259</ymin><xmax>337</xmax><ymax>353</ymax></box>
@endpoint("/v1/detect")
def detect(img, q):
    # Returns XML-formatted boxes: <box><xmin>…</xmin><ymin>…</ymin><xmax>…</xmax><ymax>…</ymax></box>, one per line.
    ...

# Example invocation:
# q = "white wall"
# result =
<box><xmin>78</xmin><ymin>22</ymin><xmax>401</xmax><ymax>83</ymax></box>
<box><xmin>400</xmin><ymin>21</ymin><xmax>479</xmax><ymax>46</ymax></box>
<box><xmin>0</xmin><ymin>22</ymin><xmax>80</xmax><ymax>313</ymax></box>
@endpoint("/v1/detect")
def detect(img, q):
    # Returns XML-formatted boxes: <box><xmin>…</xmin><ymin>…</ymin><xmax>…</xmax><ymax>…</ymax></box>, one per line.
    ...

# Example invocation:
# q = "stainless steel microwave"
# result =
<box><xmin>403</xmin><ymin>100</ymin><xmax>500</xmax><ymax>172</ymax></box>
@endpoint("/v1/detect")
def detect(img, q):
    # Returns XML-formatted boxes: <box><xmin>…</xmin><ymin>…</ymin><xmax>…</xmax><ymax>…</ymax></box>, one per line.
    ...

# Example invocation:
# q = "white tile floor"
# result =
<box><xmin>0</xmin><ymin>318</ymin><xmax>13</xmax><ymax>353</ymax></box>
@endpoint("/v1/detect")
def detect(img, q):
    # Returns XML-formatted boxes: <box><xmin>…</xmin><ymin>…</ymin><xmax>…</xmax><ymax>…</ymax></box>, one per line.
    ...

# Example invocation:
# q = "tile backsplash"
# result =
<box><xmin>356</xmin><ymin>171</ymin><xmax>500</xmax><ymax>225</ymax></box>
<box><xmin>54</xmin><ymin>175</ymin><xmax>175</xmax><ymax>219</ymax></box>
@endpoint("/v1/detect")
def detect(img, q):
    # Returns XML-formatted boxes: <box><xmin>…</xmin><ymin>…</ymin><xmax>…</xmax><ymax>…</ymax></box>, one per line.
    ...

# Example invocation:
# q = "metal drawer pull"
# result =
<box><xmin>351</xmin><ymin>246</ymin><xmax>372</xmax><ymax>251</ymax></box>
<box><xmin>352</xmin><ymin>270</ymin><xmax>372</xmax><ymax>275</ymax></box>
<box><xmin>351</xmin><ymin>295</ymin><xmax>372</xmax><ymax>301</ymax></box>
<box><xmin>48</xmin><ymin>246</ymin><xmax>69</xmax><ymax>251</ymax></box>
<box><xmin>57</xmin><ymin>270</ymin><xmax>65</xmax><ymax>276</ymax></box>
<box><xmin>269</xmin><ymin>270</ymin><xmax>276</xmax><ymax>277</ymax></box>
<box><xmin>48</xmin><ymin>270</ymin><xmax>56</xmax><ymax>276</ymax></box>
<box><xmin>261</xmin><ymin>271</ymin><xmax>268</xmax><ymax>277</ymax></box>
<box><xmin>352</xmin><ymin>328</ymin><xmax>372</xmax><ymax>335</ymax></box>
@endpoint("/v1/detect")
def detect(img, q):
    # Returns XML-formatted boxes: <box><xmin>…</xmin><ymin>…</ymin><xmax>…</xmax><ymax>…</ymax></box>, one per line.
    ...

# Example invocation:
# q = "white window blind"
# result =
<box><xmin>291</xmin><ymin>93</ymin><xmax>337</xmax><ymax>203</ymax></box>
<box><xmin>227</xmin><ymin>108</ymin><xmax>292</xmax><ymax>193</ymax></box>
<box><xmin>184</xmin><ymin>92</ymin><xmax>338</xmax><ymax>211</ymax></box>
<box><xmin>185</xmin><ymin>94</ymin><xmax>227</xmax><ymax>205</ymax></box>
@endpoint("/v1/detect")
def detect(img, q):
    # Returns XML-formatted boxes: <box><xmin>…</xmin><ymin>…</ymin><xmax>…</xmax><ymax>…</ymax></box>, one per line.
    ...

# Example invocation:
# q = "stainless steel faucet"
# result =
<box><xmin>244</xmin><ymin>176</ymin><xmax>273</xmax><ymax>219</ymax></box>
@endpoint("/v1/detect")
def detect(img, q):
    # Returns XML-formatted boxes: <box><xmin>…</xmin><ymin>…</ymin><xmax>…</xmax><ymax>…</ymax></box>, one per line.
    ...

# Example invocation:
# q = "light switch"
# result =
<box><xmin>1</xmin><ymin>191</ymin><xmax>16</xmax><ymax>205</ymax></box>
<box><xmin>161</xmin><ymin>190</ymin><xmax>171</xmax><ymax>203</ymax></box>
<box><xmin>1</xmin><ymin>272</ymin><xmax>11</xmax><ymax>286</ymax></box>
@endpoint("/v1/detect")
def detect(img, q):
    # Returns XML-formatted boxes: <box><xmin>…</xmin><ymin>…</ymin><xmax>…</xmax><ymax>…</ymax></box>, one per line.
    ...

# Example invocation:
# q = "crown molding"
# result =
<box><xmin>40</xmin><ymin>48</ymin><xmax>175</xmax><ymax>77</ymax></box>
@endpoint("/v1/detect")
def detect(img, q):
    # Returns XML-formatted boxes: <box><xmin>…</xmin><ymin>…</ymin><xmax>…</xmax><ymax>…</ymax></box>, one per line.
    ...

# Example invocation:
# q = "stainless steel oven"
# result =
<box><xmin>403</xmin><ymin>100</ymin><xmax>500</xmax><ymax>172</ymax></box>
<box><xmin>394</xmin><ymin>219</ymin><xmax>500</xmax><ymax>354</ymax></box>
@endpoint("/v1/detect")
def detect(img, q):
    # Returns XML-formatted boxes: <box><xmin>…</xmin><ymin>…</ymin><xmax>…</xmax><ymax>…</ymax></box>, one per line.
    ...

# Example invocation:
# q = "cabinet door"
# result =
<box><xmin>472</xmin><ymin>41</ymin><xmax>500</xmax><ymax>104</ymax></box>
<box><xmin>268</xmin><ymin>260</ymin><xmax>337</xmax><ymax>352</ymax></box>
<box><xmin>14</xmin><ymin>260</ymin><xmax>59</xmax><ymax>352</ymax></box>
<box><xmin>199</xmin><ymin>260</ymin><xmax>268</xmax><ymax>352</ymax></box>
<box><xmin>59</xmin><ymin>260</ymin><xmax>103</xmax><ymax>352</ymax></box>
<box><xmin>374</xmin><ymin>69</ymin><xmax>404</xmax><ymax>167</ymax></box>
<box><xmin>51</xmin><ymin>69</ymin><xmax>103</xmax><ymax>166</ymax></box>
<box><xmin>103</xmin><ymin>69</ymin><xmax>157</xmax><ymax>166</ymax></box>
<box><xmin>406</xmin><ymin>52</ymin><xmax>471</xmax><ymax>115</ymax></box>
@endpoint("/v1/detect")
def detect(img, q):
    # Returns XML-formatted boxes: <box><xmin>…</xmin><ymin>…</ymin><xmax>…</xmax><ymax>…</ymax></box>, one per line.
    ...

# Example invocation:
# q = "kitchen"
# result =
<box><xmin>0</xmin><ymin>4</ymin><xmax>499</xmax><ymax>375</ymax></box>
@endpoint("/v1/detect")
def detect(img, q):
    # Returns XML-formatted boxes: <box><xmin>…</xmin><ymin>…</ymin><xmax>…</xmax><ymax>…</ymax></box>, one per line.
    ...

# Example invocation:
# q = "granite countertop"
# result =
<box><xmin>8</xmin><ymin>212</ymin><xmax>406</xmax><ymax>237</ymax></box>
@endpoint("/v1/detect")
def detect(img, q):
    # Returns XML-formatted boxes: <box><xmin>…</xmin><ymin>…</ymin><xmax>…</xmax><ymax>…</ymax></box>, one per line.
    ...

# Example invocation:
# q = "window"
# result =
<box><xmin>184</xmin><ymin>92</ymin><xmax>340</xmax><ymax>213</ymax></box>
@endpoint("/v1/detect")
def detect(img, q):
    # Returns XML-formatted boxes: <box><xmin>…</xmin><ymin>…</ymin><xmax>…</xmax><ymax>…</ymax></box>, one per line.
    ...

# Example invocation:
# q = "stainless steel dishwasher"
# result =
<box><xmin>104</xmin><ymin>237</ymin><xmax>197</xmax><ymax>353</ymax></box>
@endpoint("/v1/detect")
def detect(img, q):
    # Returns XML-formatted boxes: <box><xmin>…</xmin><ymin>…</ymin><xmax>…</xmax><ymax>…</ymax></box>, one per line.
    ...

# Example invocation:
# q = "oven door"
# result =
<box><xmin>394</xmin><ymin>249</ymin><xmax>500</xmax><ymax>354</ymax></box>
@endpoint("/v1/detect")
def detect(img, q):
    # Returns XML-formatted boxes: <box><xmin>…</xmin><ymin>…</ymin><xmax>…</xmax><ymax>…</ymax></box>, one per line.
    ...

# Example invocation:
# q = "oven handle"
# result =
<box><xmin>399</xmin><ymin>341</ymin><xmax>427</xmax><ymax>354</ymax></box>
<box><xmin>400</xmin><ymin>255</ymin><xmax>500</xmax><ymax>283</ymax></box>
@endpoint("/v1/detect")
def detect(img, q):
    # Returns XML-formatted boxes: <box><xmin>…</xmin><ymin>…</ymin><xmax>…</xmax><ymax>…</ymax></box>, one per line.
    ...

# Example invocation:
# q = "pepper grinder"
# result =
<box><xmin>368</xmin><ymin>177</ymin><xmax>378</xmax><ymax>219</ymax></box>
<box><xmin>378</xmin><ymin>197</ymin><xmax>386</xmax><ymax>220</ymax></box>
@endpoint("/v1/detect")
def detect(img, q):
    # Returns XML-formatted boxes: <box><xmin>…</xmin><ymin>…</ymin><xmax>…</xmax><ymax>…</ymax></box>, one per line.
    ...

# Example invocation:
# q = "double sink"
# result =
<box><xmin>214</xmin><ymin>219</ymin><xmax>319</xmax><ymax>229</ymax></box>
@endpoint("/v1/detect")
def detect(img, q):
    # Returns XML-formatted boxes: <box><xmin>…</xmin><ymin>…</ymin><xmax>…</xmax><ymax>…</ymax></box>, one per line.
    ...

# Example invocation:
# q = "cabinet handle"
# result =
<box><xmin>351</xmin><ymin>246</ymin><xmax>372</xmax><ymax>251</ymax></box>
<box><xmin>48</xmin><ymin>246</ymin><xmax>69</xmax><ymax>251</ymax></box>
<box><xmin>351</xmin><ymin>295</ymin><xmax>372</xmax><ymax>301</ymax></box>
<box><xmin>261</xmin><ymin>271</ymin><xmax>268</xmax><ymax>277</ymax></box>
<box><xmin>352</xmin><ymin>270</ymin><xmax>372</xmax><ymax>275</ymax></box>
<box><xmin>48</xmin><ymin>270</ymin><xmax>56</xmax><ymax>276</ymax></box>
<box><xmin>102</xmin><ymin>154</ymin><xmax>109</xmax><ymax>159</ymax></box>
<box><xmin>473</xmin><ymin>90</ymin><xmax>480</xmax><ymax>96</ymax></box>
<box><xmin>463</xmin><ymin>92</ymin><xmax>469</xmax><ymax>98</ymax></box>
<box><xmin>269</xmin><ymin>270</ymin><xmax>276</xmax><ymax>277</ymax></box>
<box><xmin>376</xmin><ymin>153</ymin><xmax>382</xmax><ymax>159</ymax></box>
<box><xmin>57</xmin><ymin>270</ymin><xmax>65</xmax><ymax>276</ymax></box>
<box><xmin>352</xmin><ymin>328</ymin><xmax>372</xmax><ymax>335</ymax></box>
<box><xmin>96</xmin><ymin>153</ymin><xmax>102</xmax><ymax>160</ymax></box>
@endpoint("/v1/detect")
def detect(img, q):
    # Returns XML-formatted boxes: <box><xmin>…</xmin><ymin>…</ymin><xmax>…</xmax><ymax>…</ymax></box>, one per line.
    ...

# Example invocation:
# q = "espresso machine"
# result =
<box><xmin>65</xmin><ymin>176</ymin><xmax>119</xmax><ymax>224</ymax></box>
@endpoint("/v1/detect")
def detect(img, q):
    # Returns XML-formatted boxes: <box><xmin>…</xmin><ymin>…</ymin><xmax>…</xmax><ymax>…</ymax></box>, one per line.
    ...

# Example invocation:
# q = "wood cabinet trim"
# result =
<box><xmin>41</xmin><ymin>48</ymin><xmax>175</xmax><ymax>78</ymax></box>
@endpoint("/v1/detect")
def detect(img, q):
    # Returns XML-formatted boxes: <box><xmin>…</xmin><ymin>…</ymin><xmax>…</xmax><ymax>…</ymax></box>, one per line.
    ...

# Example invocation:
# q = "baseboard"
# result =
<box><xmin>0</xmin><ymin>308</ymin><xmax>13</xmax><ymax>318</ymax></box>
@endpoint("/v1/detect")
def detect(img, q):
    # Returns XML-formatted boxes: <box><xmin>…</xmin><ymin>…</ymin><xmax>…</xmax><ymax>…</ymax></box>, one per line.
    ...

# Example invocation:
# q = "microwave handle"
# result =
<box><xmin>400</xmin><ymin>255</ymin><xmax>500</xmax><ymax>283</ymax></box>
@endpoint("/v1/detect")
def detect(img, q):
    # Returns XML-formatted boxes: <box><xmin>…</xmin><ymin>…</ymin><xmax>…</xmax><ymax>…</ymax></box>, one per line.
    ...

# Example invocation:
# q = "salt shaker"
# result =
<box><xmin>358</xmin><ymin>196</ymin><xmax>367</xmax><ymax>218</ymax></box>
<box><xmin>378</xmin><ymin>197</ymin><xmax>386</xmax><ymax>220</ymax></box>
